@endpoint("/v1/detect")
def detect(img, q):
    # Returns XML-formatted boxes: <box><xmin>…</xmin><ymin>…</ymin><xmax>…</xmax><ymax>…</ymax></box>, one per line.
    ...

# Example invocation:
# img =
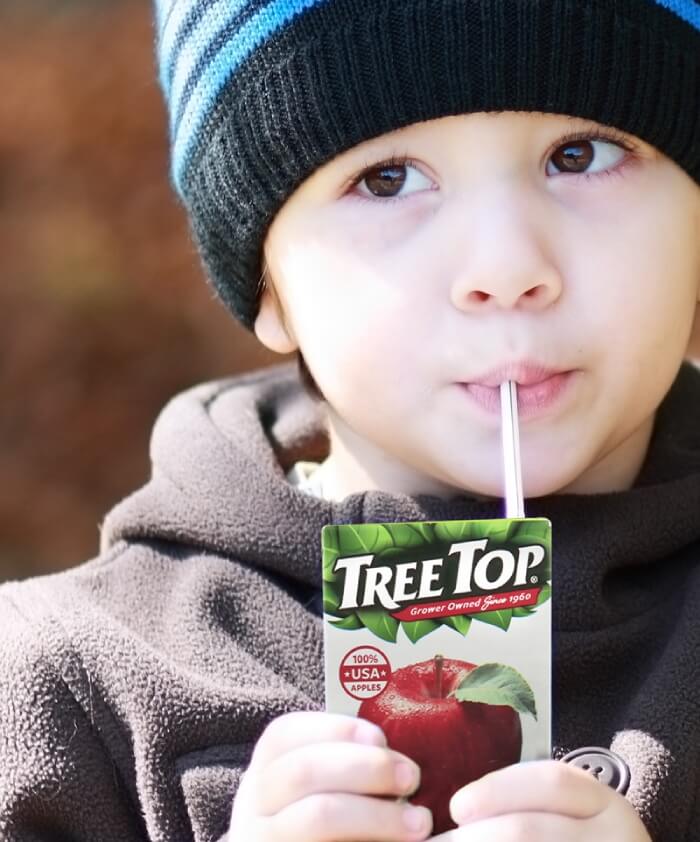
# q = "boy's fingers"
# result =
<box><xmin>433</xmin><ymin>811</ymin><xmax>581</xmax><ymax>840</ymax></box>
<box><xmin>254</xmin><ymin>742</ymin><xmax>420</xmax><ymax>814</ymax></box>
<box><xmin>264</xmin><ymin>791</ymin><xmax>432</xmax><ymax>842</ymax></box>
<box><xmin>250</xmin><ymin>711</ymin><xmax>386</xmax><ymax>768</ymax></box>
<box><xmin>449</xmin><ymin>760</ymin><xmax>608</xmax><ymax>825</ymax></box>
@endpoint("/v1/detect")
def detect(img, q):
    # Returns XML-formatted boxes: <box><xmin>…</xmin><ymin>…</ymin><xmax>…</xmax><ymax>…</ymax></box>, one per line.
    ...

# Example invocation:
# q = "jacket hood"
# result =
<box><xmin>101</xmin><ymin>362</ymin><xmax>700</xmax><ymax>632</ymax></box>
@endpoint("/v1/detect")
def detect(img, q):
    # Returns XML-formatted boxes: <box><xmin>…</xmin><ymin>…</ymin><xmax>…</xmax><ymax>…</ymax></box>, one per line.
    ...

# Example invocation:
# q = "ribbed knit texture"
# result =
<box><xmin>153</xmin><ymin>0</ymin><xmax>700</xmax><ymax>328</ymax></box>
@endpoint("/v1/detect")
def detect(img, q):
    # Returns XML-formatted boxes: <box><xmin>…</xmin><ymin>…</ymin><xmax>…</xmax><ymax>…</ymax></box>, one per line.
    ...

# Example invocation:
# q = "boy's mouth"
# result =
<box><xmin>459</xmin><ymin>363</ymin><xmax>576</xmax><ymax>418</ymax></box>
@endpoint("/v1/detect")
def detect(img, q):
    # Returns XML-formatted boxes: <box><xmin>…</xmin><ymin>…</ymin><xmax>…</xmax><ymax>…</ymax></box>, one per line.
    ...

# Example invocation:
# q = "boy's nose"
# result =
<box><xmin>450</xmin><ymin>272</ymin><xmax>562</xmax><ymax>312</ymax></box>
<box><xmin>448</xmin><ymin>191</ymin><xmax>564</xmax><ymax>313</ymax></box>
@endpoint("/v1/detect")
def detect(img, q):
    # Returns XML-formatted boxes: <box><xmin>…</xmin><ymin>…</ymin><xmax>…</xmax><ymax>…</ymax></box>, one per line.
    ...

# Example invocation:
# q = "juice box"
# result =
<box><xmin>322</xmin><ymin>517</ymin><xmax>552</xmax><ymax>834</ymax></box>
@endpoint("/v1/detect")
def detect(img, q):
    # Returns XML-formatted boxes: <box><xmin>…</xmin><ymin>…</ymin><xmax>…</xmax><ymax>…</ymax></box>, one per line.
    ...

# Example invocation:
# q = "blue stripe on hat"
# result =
<box><xmin>170</xmin><ymin>1</ymin><xmax>265</xmax><ymax>128</ymax></box>
<box><xmin>173</xmin><ymin>5</ymin><xmax>275</xmax><ymax>141</ymax></box>
<box><xmin>159</xmin><ymin>0</ymin><xmax>247</xmax><ymax>99</ymax></box>
<box><xmin>158</xmin><ymin>0</ymin><xmax>204</xmax><ymax>96</ymax></box>
<box><xmin>170</xmin><ymin>0</ymin><xmax>329</xmax><ymax>194</ymax></box>
<box><xmin>654</xmin><ymin>0</ymin><xmax>700</xmax><ymax>28</ymax></box>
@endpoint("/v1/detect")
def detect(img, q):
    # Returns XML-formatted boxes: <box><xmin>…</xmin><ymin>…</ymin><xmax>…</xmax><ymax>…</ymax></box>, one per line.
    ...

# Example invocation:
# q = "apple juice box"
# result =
<box><xmin>322</xmin><ymin>517</ymin><xmax>551</xmax><ymax>834</ymax></box>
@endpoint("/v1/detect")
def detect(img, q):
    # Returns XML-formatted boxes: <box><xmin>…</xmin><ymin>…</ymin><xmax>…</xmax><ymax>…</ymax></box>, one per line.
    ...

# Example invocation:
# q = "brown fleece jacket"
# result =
<box><xmin>1</xmin><ymin>362</ymin><xmax>699</xmax><ymax>842</ymax></box>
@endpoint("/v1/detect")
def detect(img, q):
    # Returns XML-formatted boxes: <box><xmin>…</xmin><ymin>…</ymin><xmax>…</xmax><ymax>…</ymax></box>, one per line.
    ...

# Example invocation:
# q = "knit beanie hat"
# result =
<box><xmin>154</xmin><ymin>0</ymin><xmax>700</xmax><ymax>330</ymax></box>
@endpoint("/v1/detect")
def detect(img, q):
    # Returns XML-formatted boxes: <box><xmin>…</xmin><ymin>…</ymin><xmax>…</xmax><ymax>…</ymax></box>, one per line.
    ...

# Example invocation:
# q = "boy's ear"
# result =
<box><xmin>254</xmin><ymin>282</ymin><xmax>299</xmax><ymax>354</ymax></box>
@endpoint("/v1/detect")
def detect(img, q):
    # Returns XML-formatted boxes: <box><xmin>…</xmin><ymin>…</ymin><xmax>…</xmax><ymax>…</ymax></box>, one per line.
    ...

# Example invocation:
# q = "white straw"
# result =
<box><xmin>500</xmin><ymin>381</ymin><xmax>525</xmax><ymax>518</ymax></box>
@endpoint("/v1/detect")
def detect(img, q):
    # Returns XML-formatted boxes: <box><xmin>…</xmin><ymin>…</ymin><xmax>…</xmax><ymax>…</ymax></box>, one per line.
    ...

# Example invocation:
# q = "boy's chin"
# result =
<box><xmin>447</xmin><ymin>469</ymin><xmax>580</xmax><ymax>503</ymax></box>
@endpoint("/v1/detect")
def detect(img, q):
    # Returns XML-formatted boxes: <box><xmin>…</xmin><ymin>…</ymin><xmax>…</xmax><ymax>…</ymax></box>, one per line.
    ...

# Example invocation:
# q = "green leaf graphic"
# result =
<box><xmin>356</xmin><ymin>609</ymin><xmax>399</xmax><ymax>643</ymax></box>
<box><xmin>375</xmin><ymin>546</ymin><xmax>415</xmax><ymax>562</ymax></box>
<box><xmin>386</xmin><ymin>523</ymin><xmax>429</xmax><ymax>549</ymax></box>
<box><xmin>537</xmin><ymin>583</ymin><xmax>551</xmax><ymax>605</ymax></box>
<box><xmin>329</xmin><ymin>614</ymin><xmax>364</xmax><ymax>630</ymax></box>
<box><xmin>512</xmin><ymin>529</ymin><xmax>548</xmax><ymax>546</ymax></box>
<box><xmin>322</xmin><ymin>525</ymin><xmax>339</xmax><ymax>554</ymax></box>
<box><xmin>513</xmin><ymin>518</ymin><xmax>551</xmax><ymax>541</ymax></box>
<box><xmin>434</xmin><ymin>520</ymin><xmax>478</xmax><ymax>544</ymax></box>
<box><xmin>412</xmin><ymin>522</ymin><xmax>436</xmax><ymax>543</ymax></box>
<box><xmin>441</xmin><ymin>614</ymin><xmax>472</xmax><ymax>635</ymax></box>
<box><xmin>401</xmin><ymin>619</ymin><xmax>439</xmax><ymax>643</ymax></box>
<box><xmin>345</xmin><ymin>525</ymin><xmax>373</xmax><ymax>553</ymax></box>
<box><xmin>505</xmin><ymin>519</ymin><xmax>524</xmax><ymax>540</ymax></box>
<box><xmin>452</xmin><ymin>663</ymin><xmax>537</xmax><ymax>719</ymax></box>
<box><xmin>322</xmin><ymin>558</ymin><xmax>339</xmax><ymax>583</ymax></box>
<box><xmin>332</xmin><ymin>524</ymin><xmax>374</xmax><ymax>556</ymax></box>
<box><xmin>483</xmin><ymin>520</ymin><xmax>513</xmax><ymax>542</ymax></box>
<box><xmin>323</xmin><ymin>585</ymin><xmax>341</xmax><ymax>615</ymax></box>
<box><xmin>512</xmin><ymin>606</ymin><xmax>536</xmax><ymax>618</ymax></box>
<box><xmin>324</xmin><ymin>523</ymin><xmax>397</xmax><ymax>583</ymax></box>
<box><xmin>472</xmin><ymin>609</ymin><xmax>512</xmax><ymax>631</ymax></box>
<box><xmin>342</xmin><ymin>524</ymin><xmax>394</xmax><ymax>555</ymax></box>
<box><xmin>322</xmin><ymin>526</ymin><xmax>342</xmax><ymax>582</ymax></box>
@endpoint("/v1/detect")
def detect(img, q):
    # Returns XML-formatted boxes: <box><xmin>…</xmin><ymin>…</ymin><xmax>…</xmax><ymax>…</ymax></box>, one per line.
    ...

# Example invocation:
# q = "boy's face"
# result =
<box><xmin>257</xmin><ymin>112</ymin><xmax>700</xmax><ymax>500</ymax></box>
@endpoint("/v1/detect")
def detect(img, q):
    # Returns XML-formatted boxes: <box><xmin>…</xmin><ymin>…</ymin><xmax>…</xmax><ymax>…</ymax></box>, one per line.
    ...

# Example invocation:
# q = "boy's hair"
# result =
<box><xmin>153</xmin><ymin>0</ymin><xmax>699</xmax><ymax>330</ymax></box>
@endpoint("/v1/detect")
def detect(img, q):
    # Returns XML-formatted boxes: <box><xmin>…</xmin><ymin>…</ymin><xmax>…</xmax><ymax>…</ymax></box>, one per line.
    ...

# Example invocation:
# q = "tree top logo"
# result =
<box><xmin>322</xmin><ymin>518</ymin><xmax>552</xmax><ymax>644</ymax></box>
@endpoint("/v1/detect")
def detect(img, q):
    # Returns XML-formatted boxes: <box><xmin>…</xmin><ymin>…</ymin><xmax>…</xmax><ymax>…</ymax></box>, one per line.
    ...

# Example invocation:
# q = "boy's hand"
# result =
<box><xmin>429</xmin><ymin>760</ymin><xmax>650</xmax><ymax>841</ymax></box>
<box><xmin>226</xmin><ymin>711</ymin><xmax>433</xmax><ymax>842</ymax></box>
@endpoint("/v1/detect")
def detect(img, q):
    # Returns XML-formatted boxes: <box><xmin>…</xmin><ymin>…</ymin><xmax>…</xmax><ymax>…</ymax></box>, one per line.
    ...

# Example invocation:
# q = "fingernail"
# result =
<box><xmin>403</xmin><ymin>804</ymin><xmax>431</xmax><ymax>834</ymax></box>
<box><xmin>354</xmin><ymin>719</ymin><xmax>386</xmax><ymax>746</ymax></box>
<box><xmin>395</xmin><ymin>762</ymin><xmax>419</xmax><ymax>794</ymax></box>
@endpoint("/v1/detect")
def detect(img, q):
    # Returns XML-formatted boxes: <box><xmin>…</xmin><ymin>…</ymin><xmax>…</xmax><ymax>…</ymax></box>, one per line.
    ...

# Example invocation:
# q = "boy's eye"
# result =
<box><xmin>350</xmin><ymin>131</ymin><xmax>634</xmax><ymax>201</ymax></box>
<box><xmin>353</xmin><ymin>160</ymin><xmax>432</xmax><ymax>200</ymax></box>
<box><xmin>546</xmin><ymin>138</ymin><xmax>627</xmax><ymax>177</ymax></box>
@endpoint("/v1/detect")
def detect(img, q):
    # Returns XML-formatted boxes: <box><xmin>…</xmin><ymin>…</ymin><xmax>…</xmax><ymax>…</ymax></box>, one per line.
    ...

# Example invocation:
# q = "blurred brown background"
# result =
<box><xmin>0</xmin><ymin>0</ymin><xmax>279</xmax><ymax>582</ymax></box>
<box><xmin>3</xmin><ymin>2</ymin><xmax>698</xmax><ymax>585</ymax></box>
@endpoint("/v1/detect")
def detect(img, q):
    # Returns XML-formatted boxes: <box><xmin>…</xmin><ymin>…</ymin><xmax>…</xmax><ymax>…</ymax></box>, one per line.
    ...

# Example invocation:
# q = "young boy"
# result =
<box><xmin>1</xmin><ymin>1</ymin><xmax>698</xmax><ymax>841</ymax></box>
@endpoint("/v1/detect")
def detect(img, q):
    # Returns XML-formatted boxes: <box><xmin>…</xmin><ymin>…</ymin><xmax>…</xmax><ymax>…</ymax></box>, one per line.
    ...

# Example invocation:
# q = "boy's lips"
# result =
<box><xmin>458</xmin><ymin>363</ymin><xmax>577</xmax><ymax>419</ymax></box>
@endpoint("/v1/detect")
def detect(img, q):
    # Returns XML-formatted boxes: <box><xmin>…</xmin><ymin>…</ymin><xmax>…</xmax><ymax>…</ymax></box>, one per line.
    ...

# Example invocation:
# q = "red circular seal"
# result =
<box><xmin>339</xmin><ymin>646</ymin><xmax>391</xmax><ymax>701</ymax></box>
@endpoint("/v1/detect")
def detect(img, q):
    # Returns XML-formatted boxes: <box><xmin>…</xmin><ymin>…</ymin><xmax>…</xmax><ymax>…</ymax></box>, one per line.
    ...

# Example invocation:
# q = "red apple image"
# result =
<box><xmin>358</xmin><ymin>656</ymin><xmax>525</xmax><ymax>834</ymax></box>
